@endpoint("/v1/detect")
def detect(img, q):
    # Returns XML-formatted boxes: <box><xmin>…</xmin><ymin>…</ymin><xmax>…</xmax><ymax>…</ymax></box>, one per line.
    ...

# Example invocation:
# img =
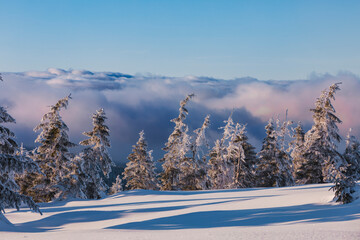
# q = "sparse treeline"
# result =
<box><xmin>1</xmin><ymin>81</ymin><xmax>359</xmax><ymax>219</ymax></box>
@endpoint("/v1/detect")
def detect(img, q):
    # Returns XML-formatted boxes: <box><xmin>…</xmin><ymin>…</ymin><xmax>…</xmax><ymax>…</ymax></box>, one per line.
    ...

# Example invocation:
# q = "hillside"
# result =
<box><xmin>1</xmin><ymin>183</ymin><xmax>359</xmax><ymax>240</ymax></box>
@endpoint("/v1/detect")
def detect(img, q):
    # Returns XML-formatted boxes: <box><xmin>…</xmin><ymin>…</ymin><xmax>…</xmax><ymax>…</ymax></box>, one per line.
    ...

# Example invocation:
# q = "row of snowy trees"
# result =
<box><xmin>122</xmin><ymin>83</ymin><xmax>359</xmax><ymax>204</ymax></box>
<box><xmin>1</xmin><ymin>80</ymin><xmax>359</xmax><ymax>218</ymax></box>
<box><xmin>1</xmin><ymin>89</ymin><xmax>117</xmax><ymax>216</ymax></box>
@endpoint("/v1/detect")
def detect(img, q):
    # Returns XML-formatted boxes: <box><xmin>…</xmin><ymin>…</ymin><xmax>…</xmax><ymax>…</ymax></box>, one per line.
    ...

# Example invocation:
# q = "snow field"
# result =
<box><xmin>1</xmin><ymin>183</ymin><xmax>359</xmax><ymax>240</ymax></box>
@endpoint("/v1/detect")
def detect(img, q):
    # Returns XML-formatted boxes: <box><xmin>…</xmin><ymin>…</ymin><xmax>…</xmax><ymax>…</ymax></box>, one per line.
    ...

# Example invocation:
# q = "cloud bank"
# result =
<box><xmin>1</xmin><ymin>69</ymin><xmax>359</xmax><ymax>163</ymax></box>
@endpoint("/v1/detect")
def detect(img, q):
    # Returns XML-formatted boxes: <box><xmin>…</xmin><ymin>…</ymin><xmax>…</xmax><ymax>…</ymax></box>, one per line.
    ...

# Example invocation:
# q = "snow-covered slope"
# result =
<box><xmin>1</xmin><ymin>183</ymin><xmax>359</xmax><ymax>240</ymax></box>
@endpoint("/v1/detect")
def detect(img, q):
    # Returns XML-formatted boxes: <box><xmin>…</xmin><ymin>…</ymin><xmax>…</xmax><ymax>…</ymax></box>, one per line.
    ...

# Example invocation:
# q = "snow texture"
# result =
<box><xmin>1</xmin><ymin>183</ymin><xmax>359</xmax><ymax>240</ymax></box>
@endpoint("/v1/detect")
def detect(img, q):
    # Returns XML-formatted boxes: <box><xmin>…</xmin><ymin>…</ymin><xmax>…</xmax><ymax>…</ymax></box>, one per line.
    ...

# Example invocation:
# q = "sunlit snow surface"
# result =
<box><xmin>1</xmin><ymin>183</ymin><xmax>360</xmax><ymax>240</ymax></box>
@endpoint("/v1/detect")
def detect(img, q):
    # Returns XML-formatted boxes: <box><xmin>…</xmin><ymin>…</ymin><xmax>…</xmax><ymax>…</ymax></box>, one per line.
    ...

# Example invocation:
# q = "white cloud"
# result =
<box><xmin>1</xmin><ymin>69</ymin><xmax>359</xmax><ymax>162</ymax></box>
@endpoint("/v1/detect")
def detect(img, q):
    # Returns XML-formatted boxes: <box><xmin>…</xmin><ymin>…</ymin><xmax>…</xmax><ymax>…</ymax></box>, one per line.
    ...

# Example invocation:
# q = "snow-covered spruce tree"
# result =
<box><xmin>343</xmin><ymin>129</ymin><xmax>360</xmax><ymax>180</ymax></box>
<box><xmin>299</xmin><ymin>83</ymin><xmax>343</xmax><ymax>184</ymax></box>
<box><xmin>232</xmin><ymin>124</ymin><xmax>256</xmax><ymax>188</ymax></box>
<box><xmin>330</xmin><ymin>165</ymin><xmax>357</xmax><ymax>204</ymax></box>
<box><xmin>275</xmin><ymin>117</ymin><xmax>294</xmax><ymax>187</ymax></box>
<box><xmin>256</xmin><ymin>118</ymin><xmax>294</xmax><ymax>187</ymax></box>
<box><xmin>123</xmin><ymin>130</ymin><xmax>158</xmax><ymax>190</ymax></box>
<box><xmin>179</xmin><ymin>115</ymin><xmax>210</xmax><ymax>190</ymax></box>
<box><xmin>79</xmin><ymin>108</ymin><xmax>114</xmax><ymax>199</ymax></box>
<box><xmin>208</xmin><ymin>115</ymin><xmax>236</xmax><ymax>189</ymax></box>
<box><xmin>160</xmin><ymin>94</ymin><xmax>194</xmax><ymax>190</ymax></box>
<box><xmin>256</xmin><ymin>119</ymin><xmax>278</xmax><ymax>187</ymax></box>
<box><xmin>191</xmin><ymin>115</ymin><xmax>211</xmax><ymax>190</ymax></box>
<box><xmin>289</xmin><ymin>122</ymin><xmax>307</xmax><ymax>184</ymax></box>
<box><xmin>207</xmin><ymin>140</ymin><xmax>224</xmax><ymax>189</ymax></box>
<box><xmin>0</xmin><ymin>105</ymin><xmax>41</xmax><ymax>215</ymax></box>
<box><xmin>109</xmin><ymin>175</ymin><xmax>123</xmax><ymax>195</ymax></box>
<box><xmin>20</xmin><ymin>95</ymin><xmax>76</xmax><ymax>202</ymax></box>
<box><xmin>329</xmin><ymin>130</ymin><xmax>359</xmax><ymax>204</ymax></box>
<box><xmin>63</xmin><ymin>154</ymin><xmax>87</xmax><ymax>199</ymax></box>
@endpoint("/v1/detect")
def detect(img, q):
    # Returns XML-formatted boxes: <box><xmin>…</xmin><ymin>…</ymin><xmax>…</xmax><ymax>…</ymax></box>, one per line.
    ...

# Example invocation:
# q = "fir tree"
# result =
<box><xmin>232</xmin><ymin>124</ymin><xmax>256</xmax><ymax>188</ymax></box>
<box><xmin>256</xmin><ymin>118</ymin><xmax>294</xmax><ymax>187</ymax></box>
<box><xmin>256</xmin><ymin>119</ymin><xmax>279</xmax><ymax>187</ymax></box>
<box><xmin>208</xmin><ymin>115</ymin><xmax>236</xmax><ymax>189</ymax></box>
<box><xmin>109</xmin><ymin>175</ymin><xmax>123</xmax><ymax>195</ymax></box>
<box><xmin>300</xmin><ymin>83</ymin><xmax>343</xmax><ymax>184</ymax></box>
<box><xmin>21</xmin><ymin>95</ymin><xmax>76</xmax><ymax>202</ymax></box>
<box><xmin>160</xmin><ymin>94</ymin><xmax>194</xmax><ymax>190</ymax></box>
<box><xmin>343</xmin><ymin>129</ymin><xmax>360</xmax><ymax>180</ymax></box>
<box><xmin>123</xmin><ymin>131</ymin><xmax>158</xmax><ymax>190</ymax></box>
<box><xmin>330</xmin><ymin>165</ymin><xmax>357</xmax><ymax>204</ymax></box>
<box><xmin>179</xmin><ymin>115</ymin><xmax>210</xmax><ymax>190</ymax></box>
<box><xmin>64</xmin><ymin>154</ymin><xmax>87</xmax><ymax>199</ymax></box>
<box><xmin>191</xmin><ymin>115</ymin><xmax>211</xmax><ymax>190</ymax></box>
<box><xmin>208</xmin><ymin>140</ymin><xmax>224</xmax><ymax>189</ymax></box>
<box><xmin>330</xmin><ymin>129</ymin><xmax>360</xmax><ymax>203</ymax></box>
<box><xmin>0</xmin><ymin>106</ymin><xmax>41</xmax><ymax>216</ymax></box>
<box><xmin>79</xmin><ymin>108</ymin><xmax>114</xmax><ymax>199</ymax></box>
<box><xmin>275</xmin><ymin>117</ymin><xmax>295</xmax><ymax>187</ymax></box>
<box><xmin>289</xmin><ymin>122</ymin><xmax>307</xmax><ymax>184</ymax></box>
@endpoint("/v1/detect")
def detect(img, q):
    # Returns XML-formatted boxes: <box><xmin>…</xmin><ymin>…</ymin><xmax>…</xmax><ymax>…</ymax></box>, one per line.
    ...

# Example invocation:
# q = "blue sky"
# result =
<box><xmin>1</xmin><ymin>0</ymin><xmax>359</xmax><ymax>79</ymax></box>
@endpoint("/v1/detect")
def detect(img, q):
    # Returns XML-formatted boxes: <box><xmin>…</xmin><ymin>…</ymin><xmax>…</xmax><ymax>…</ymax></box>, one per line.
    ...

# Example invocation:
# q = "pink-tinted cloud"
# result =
<box><xmin>1</xmin><ymin>69</ymin><xmax>359</xmax><ymax>162</ymax></box>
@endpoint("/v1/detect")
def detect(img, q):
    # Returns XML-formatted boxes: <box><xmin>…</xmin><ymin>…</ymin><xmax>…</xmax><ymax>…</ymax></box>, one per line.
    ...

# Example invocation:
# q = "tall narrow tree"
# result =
<box><xmin>289</xmin><ymin>122</ymin><xmax>307</xmax><ymax>184</ymax></box>
<box><xmin>232</xmin><ymin>124</ymin><xmax>255</xmax><ymax>188</ymax></box>
<box><xmin>299</xmin><ymin>83</ymin><xmax>343</xmax><ymax>184</ymax></box>
<box><xmin>179</xmin><ymin>115</ymin><xmax>211</xmax><ymax>190</ymax></box>
<box><xmin>191</xmin><ymin>115</ymin><xmax>211</xmax><ymax>190</ymax></box>
<box><xmin>208</xmin><ymin>140</ymin><xmax>224</xmax><ymax>189</ymax></box>
<box><xmin>275</xmin><ymin>117</ymin><xmax>294</xmax><ymax>187</ymax></box>
<box><xmin>208</xmin><ymin>115</ymin><xmax>236</xmax><ymax>189</ymax></box>
<box><xmin>160</xmin><ymin>94</ymin><xmax>193</xmax><ymax>190</ymax></box>
<box><xmin>256</xmin><ymin>118</ymin><xmax>294</xmax><ymax>187</ymax></box>
<box><xmin>343</xmin><ymin>129</ymin><xmax>360</xmax><ymax>180</ymax></box>
<box><xmin>21</xmin><ymin>95</ymin><xmax>76</xmax><ymax>202</ymax></box>
<box><xmin>79</xmin><ymin>108</ymin><xmax>114</xmax><ymax>199</ymax></box>
<box><xmin>123</xmin><ymin>130</ymin><xmax>158</xmax><ymax>190</ymax></box>
<box><xmin>256</xmin><ymin>119</ymin><xmax>279</xmax><ymax>187</ymax></box>
<box><xmin>0</xmin><ymin>106</ymin><xmax>41</xmax><ymax>217</ymax></box>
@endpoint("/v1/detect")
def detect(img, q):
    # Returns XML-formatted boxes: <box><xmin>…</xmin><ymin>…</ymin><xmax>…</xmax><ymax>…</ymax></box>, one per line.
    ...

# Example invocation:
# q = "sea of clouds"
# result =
<box><xmin>1</xmin><ymin>69</ymin><xmax>359</xmax><ymax>164</ymax></box>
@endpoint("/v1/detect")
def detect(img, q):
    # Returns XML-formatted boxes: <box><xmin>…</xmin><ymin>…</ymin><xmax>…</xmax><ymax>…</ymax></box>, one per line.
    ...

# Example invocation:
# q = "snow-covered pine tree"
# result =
<box><xmin>79</xmin><ymin>108</ymin><xmax>115</xmax><ymax>199</ymax></box>
<box><xmin>275</xmin><ymin>117</ymin><xmax>294</xmax><ymax>187</ymax></box>
<box><xmin>329</xmin><ymin>129</ymin><xmax>359</xmax><ymax>204</ymax></box>
<box><xmin>343</xmin><ymin>129</ymin><xmax>360</xmax><ymax>180</ymax></box>
<box><xmin>330</xmin><ymin>165</ymin><xmax>357</xmax><ymax>204</ymax></box>
<box><xmin>160</xmin><ymin>94</ymin><xmax>194</xmax><ymax>190</ymax></box>
<box><xmin>208</xmin><ymin>115</ymin><xmax>236</xmax><ymax>189</ymax></box>
<box><xmin>20</xmin><ymin>95</ymin><xmax>76</xmax><ymax>202</ymax></box>
<box><xmin>179</xmin><ymin>115</ymin><xmax>211</xmax><ymax>190</ymax></box>
<box><xmin>233</xmin><ymin>124</ymin><xmax>257</xmax><ymax>174</ymax></box>
<box><xmin>289</xmin><ymin>122</ymin><xmax>307</xmax><ymax>184</ymax></box>
<box><xmin>232</xmin><ymin>124</ymin><xmax>255</xmax><ymax>188</ymax></box>
<box><xmin>64</xmin><ymin>154</ymin><xmax>88</xmax><ymax>199</ymax></box>
<box><xmin>256</xmin><ymin>118</ymin><xmax>293</xmax><ymax>187</ymax></box>
<box><xmin>207</xmin><ymin>140</ymin><xmax>224</xmax><ymax>189</ymax></box>
<box><xmin>299</xmin><ymin>83</ymin><xmax>343</xmax><ymax>184</ymax></box>
<box><xmin>0</xmin><ymin>105</ymin><xmax>41</xmax><ymax>215</ymax></box>
<box><xmin>109</xmin><ymin>175</ymin><xmax>123</xmax><ymax>195</ymax></box>
<box><xmin>123</xmin><ymin>130</ymin><xmax>158</xmax><ymax>190</ymax></box>
<box><xmin>191</xmin><ymin>115</ymin><xmax>210</xmax><ymax>190</ymax></box>
<box><xmin>256</xmin><ymin>119</ymin><xmax>279</xmax><ymax>187</ymax></box>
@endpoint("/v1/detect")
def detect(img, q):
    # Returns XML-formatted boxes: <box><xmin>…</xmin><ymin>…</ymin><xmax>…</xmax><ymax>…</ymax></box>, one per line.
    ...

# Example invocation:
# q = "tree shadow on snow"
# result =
<box><xmin>107</xmin><ymin>200</ymin><xmax>360</xmax><ymax>230</ymax></box>
<box><xmin>15</xmin><ymin>195</ymin><xmax>261</xmax><ymax>214</ymax></box>
<box><xmin>1</xmin><ymin>195</ymin><xmax>267</xmax><ymax>232</ymax></box>
<box><xmin>121</xmin><ymin>188</ymin><xmax>264</xmax><ymax>196</ymax></box>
